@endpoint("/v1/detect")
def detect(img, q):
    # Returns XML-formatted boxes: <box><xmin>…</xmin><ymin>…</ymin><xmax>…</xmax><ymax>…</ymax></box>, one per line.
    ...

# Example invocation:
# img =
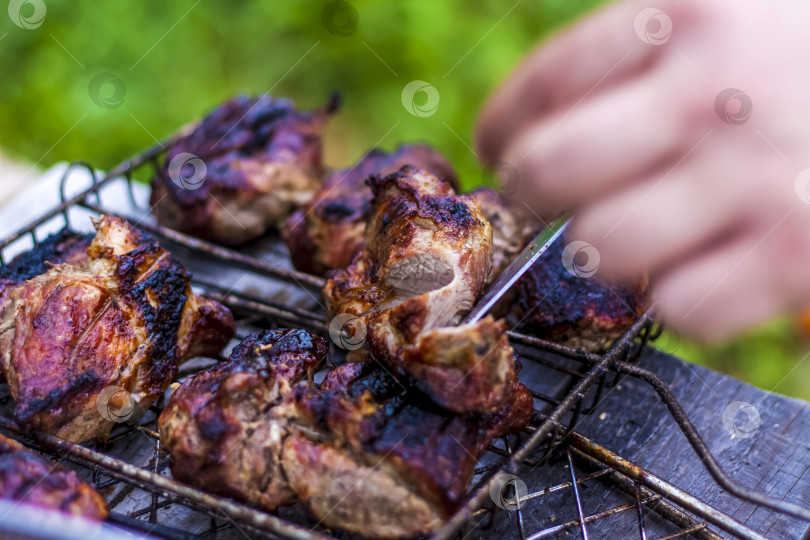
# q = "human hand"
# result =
<box><xmin>475</xmin><ymin>0</ymin><xmax>810</xmax><ymax>340</ymax></box>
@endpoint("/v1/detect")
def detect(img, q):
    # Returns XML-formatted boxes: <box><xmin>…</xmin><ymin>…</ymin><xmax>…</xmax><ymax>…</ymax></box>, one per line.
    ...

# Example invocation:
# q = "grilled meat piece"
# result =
<box><xmin>151</xmin><ymin>94</ymin><xmax>338</xmax><ymax>245</ymax></box>
<box><xmin>283</xmin><ymin>144</ymin><xmax>458</xmax><ymax>276</ymax></box>
<box><xmin>472</xmin><ymin>187</ymin><xmax>540</xmax><ymax>284</ymax></box>
<box><xmin>158</xmin><ymin>329</ymin><xmax>326</xmax><ymax>511</ymax></box>
<box><xmin>160</xmin><ymin>331</ymin><xmax>532</xmax><ymax>539</ymax></box>
<box><xmin>0</xmin><ymin>229</ymin><xmax>93</xmax><ymax>283</ymax></box>
<box><xmin>323</xmin><ymin>167</ymin><xmax>521</xmax><ymax>413</ymax></box>
<box><xmin>0</xmin><ymin>434</ymin><xmax>108</xmax><ymax>519</ymax></box>
<box><xmin>284</xmin><ymin>361</ymin><xmax>534</xmax><ymax>538</ymax></box>
<box><xmin>373</xmin><ymin>315</ymin><xmax>520</xmax><ymax>413</ymax></box>
<box><xmin>515</xmin><ymin>233</ymin><xmax>650</xmax><ymax>351</ymax></box>
<box><xmin>324</xmin><ymin>167</ymin><xmax>491</xmax><ymax>323</ymax></box>
<box><xmin>472</xmin><ymin>190</ymin><xmax>648</xmax><ymax>348</ymax></box>
<box><xmin>0</xmin><ymin>216</ymin><xmax>235</xmax><ymax>443</ymax></box>
<box><xmin>0</xmin><ymin>229</ymin><xmax>96</xmax><ymax>384</ymax></box>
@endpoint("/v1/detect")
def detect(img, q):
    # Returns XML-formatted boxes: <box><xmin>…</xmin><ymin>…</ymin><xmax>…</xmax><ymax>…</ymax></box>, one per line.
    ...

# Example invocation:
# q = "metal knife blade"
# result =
<box><xmin>461</xmin><ymin>217</ymin><xmax>570</xmax><ymax>325</ymax></box>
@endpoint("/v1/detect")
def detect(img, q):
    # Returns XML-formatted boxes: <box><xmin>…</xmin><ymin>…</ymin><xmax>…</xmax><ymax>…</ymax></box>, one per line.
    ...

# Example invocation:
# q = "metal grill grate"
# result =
<box><xmin>0</xmin><ymin>131</ymin><xmax>806</xmax><ymax>540</ymax></box>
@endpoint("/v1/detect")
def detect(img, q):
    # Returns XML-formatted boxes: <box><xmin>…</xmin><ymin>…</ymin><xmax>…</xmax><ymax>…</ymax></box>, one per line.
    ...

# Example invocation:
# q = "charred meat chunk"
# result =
<box><xmin>284</xmin><ymin>361</ymin><xmax>533</xmax><ymax>538</ymax></box>
<box><xmin>472</xmin><ymin>187</ymin><xmax>540</xmax><ymax>284</ymax></box>
<box><xmin>324</xmin><ymin>167</ymin><xmax>520</xmax><ymax>413</ymax></box>
<box><xmin>515</xmin><ymin>232</ymin><xmax>650</xmax><ymax>351</ymax></box>
<box><xmin>158</xmin><ymin>329</ymin><xmax>326</xmax><ymax>511</ymax></box>
<box><xmin>283</xmin><ymin>144</ymin><xmax>458</xmax><ymax>275</ymax></box>
<box><xmin>151</xmin><ymin>94</ymin><xmax>338</xmax><ymax>245</ymax></box>
<box><xmin>0</xmin><ymin>216</ymin><xmax>235</xmax><ymax>442</ymax></box>
<box><xmin>0</xmin><ymin>229</ymin><xmax>93</xmax><ymax>283</ymax></box>
<box><xmin>0</xmin><ymin>434</ymin><xmax>108</xmax><ymax>519</ymax></box>
<box><xmin>159</xmin><ymin>331</ymin><xmax>533</xmax><ymax>539</ymax></box>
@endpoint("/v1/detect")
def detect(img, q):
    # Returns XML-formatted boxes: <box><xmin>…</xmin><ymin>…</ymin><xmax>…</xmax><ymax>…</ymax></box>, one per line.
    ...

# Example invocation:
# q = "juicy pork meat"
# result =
<box><xmin>0</xmin><ymin>229</ymin><xmax>93</xmax><ymax>283</ymax></box>
<box><xmin>0</xmin><ymin>216</ymin><xmax>235</xmax><ymax>442</ymax></box>
<box><xmin>323</xmin><ymin>167</ymin><xmax>522</xmax><ymax>413</ymax></box>
<box><xmin>159</xmin><ymin>330</ymin><xmax>533</xmax><ymax>539</ymax></box>
<box><xmin>514</xmin><ymin>232</ymin><xmax>651</xmax><ymax>351</ymax></box>
<box><xmin>0</xmin><ymin>434</ymin><xmax>108</xmax><ymax>519</ymax></box>
<box><xmin>151</xmin><ymin>94</ymin><xmax>338</xmax><ymax>245</ymax></box>
<box><xmin>472</xmin><ymin>187</ymin><xmax>540</xmax><ymax>283</ymax></box>
<box><xmin>0</xmin><ymin>229</ymin><xmax>95</xmax><ymax>337</ymax></box>
<box><xmin>284</xmin><ymin>361</ymin><xmax>533</xmax><ymax>538</ymax></box>
<box><xmin>159</xmin><ymin>328</ymin><xmax>326</xmax><ymax>511</ymax></box>
<box><xmin>283</xmin><ymin>144</ymin><xmax>458</xmax><ymax>276</ymax></box>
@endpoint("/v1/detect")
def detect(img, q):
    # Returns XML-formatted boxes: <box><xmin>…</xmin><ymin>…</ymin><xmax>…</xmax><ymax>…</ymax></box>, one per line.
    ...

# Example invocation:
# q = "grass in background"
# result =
<box><xmin>654</xmin><ymin>319</ymin><xmax>810</xmax><ymax>400</ymax></box>
<box><xmin>1</xmin><ymin>0</ymin><xmax>807</xmax><ymax>399</ymax></box>
<box><xmin>0</xmin><ymin>0</ymin><xmax>606</xmax><ymax>186</ymax></box>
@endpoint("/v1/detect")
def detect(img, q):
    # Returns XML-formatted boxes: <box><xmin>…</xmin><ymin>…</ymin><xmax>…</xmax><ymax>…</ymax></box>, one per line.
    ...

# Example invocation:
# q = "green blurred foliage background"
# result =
<box><xmin>0</xmin><ymin>0</ymin><xmax>807</xmax><ymax>399</ymax></box>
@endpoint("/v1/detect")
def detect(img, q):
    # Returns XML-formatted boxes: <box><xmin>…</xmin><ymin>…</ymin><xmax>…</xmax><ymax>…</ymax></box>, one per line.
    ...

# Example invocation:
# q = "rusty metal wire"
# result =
<box><xmin>0</xmin><ymin>135</ymin><xmax>804</xmax><ymax>539</ymax></box>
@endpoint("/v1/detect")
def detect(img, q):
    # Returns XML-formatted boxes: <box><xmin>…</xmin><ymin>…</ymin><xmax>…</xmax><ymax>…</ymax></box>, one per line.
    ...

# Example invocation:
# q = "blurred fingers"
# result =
<box><xmin>653</xmin><ymin>233</ymin><xmax>784</xmax><ymax>340</ymax></box>
<box><xmin>500</xmin><ymin>69</ymin><xmax>699</xmax><ymax>218</ymax></box>
<box><xmin>568</xmin><ymin>158</ymin><xmax>742</xmax><ymax>280</ymax></box>
<box><xmin>475</xmin><ymin>1</ymin><xmax>664</xmax><ymax>162</ymax></box>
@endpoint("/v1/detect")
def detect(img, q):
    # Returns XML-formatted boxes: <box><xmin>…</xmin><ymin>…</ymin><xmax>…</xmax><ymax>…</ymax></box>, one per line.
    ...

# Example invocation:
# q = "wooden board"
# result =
<box><xmin>475</xmin><ymin>347</ymin><xmax>810</xmax><ymax>539</ymax></box>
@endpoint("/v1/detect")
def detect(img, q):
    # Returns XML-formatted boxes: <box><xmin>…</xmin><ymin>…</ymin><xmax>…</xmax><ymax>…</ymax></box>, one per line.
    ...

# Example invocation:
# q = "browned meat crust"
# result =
<box><xmin>151</xmin><ymin>94</ymin><xmax>338</xmax><ymax>245</ymax></box>
<box><xmin>0</xmin><ymin>434</ymin><xmax>108</xmax><ymax>519</ymax></box>
<box><xmin>515</xmin><ymin>233</ymin><xmax>650</xmax><ymax>351</ymax></box>
<box><xmin>158</xmin><ymin>329</ymin><xmax>326</xmax><ymax>511</ymax></box>
<box><xmin>283</xmin><ymin>144</ymin><xmax>458</xmax><ymax>276</ymax></box>
<box><xmin>159</xmin><ymin>329</ymin><xmax>533</xmax><ymax>538</ymax></box>
<box><xmin>0</xmin><ymin>229</ymin><xmax>93</xmax><ymax>283</ymax></box>
<box><xmin>383</xmin><ymin>316</ymin><xmax>521</xmax><ymax>413</ymax></box>
<box><xmin>472</xmin><ymin>187</ymin><xmax>540</xmax><ymax>284</ymax></box>
<box><xmin>284</xmin><ymin>361</ymin><xmax>533</xmax><ymax>538</ymax></box>
<box><xmin>0</xmin><ymin>216</ymin><xmax>235</xmax><ymax>442</ymax></box>
<box><xmin>323</xmin><ymin>167</ymin><xmax>522</xmax><ymax>413</ymax></box>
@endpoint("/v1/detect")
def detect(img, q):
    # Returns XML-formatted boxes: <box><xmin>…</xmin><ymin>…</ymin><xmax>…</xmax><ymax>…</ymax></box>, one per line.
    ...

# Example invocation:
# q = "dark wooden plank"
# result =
<box><xmin>473</xmin><ymin>348</ymin><xmax>810</xmax><ymax>539</ymax></box>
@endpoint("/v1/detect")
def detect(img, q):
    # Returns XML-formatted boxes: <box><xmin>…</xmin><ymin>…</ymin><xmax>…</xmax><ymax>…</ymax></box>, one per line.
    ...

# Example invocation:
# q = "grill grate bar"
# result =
<box><xmin>526</xmin><ymin>496</ymin><xmax>664</xmax><ymax>540</ymax></box>
<box><xmin>80</xmin><ymin>201</ymin><xmax>324</xmax><ymax>291</ymax></box>
<box><xmin>569</xmin><ymin>430</ymin><xmax>767</xmax><ymax>540</ymax></box>
<box><xmin>567</xmin><ymin>449</ymin><xmax>591</xmax><ymax>540</ymax></box>
<box><xmin>0</xmin><ymin>135</ymin><xmax>803</xmax><ymax>539</ymax></box>
<box><xmin>0</xmin><ymin>418</ymin><xmax>338</xmax><ymax>540</ymax></box>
